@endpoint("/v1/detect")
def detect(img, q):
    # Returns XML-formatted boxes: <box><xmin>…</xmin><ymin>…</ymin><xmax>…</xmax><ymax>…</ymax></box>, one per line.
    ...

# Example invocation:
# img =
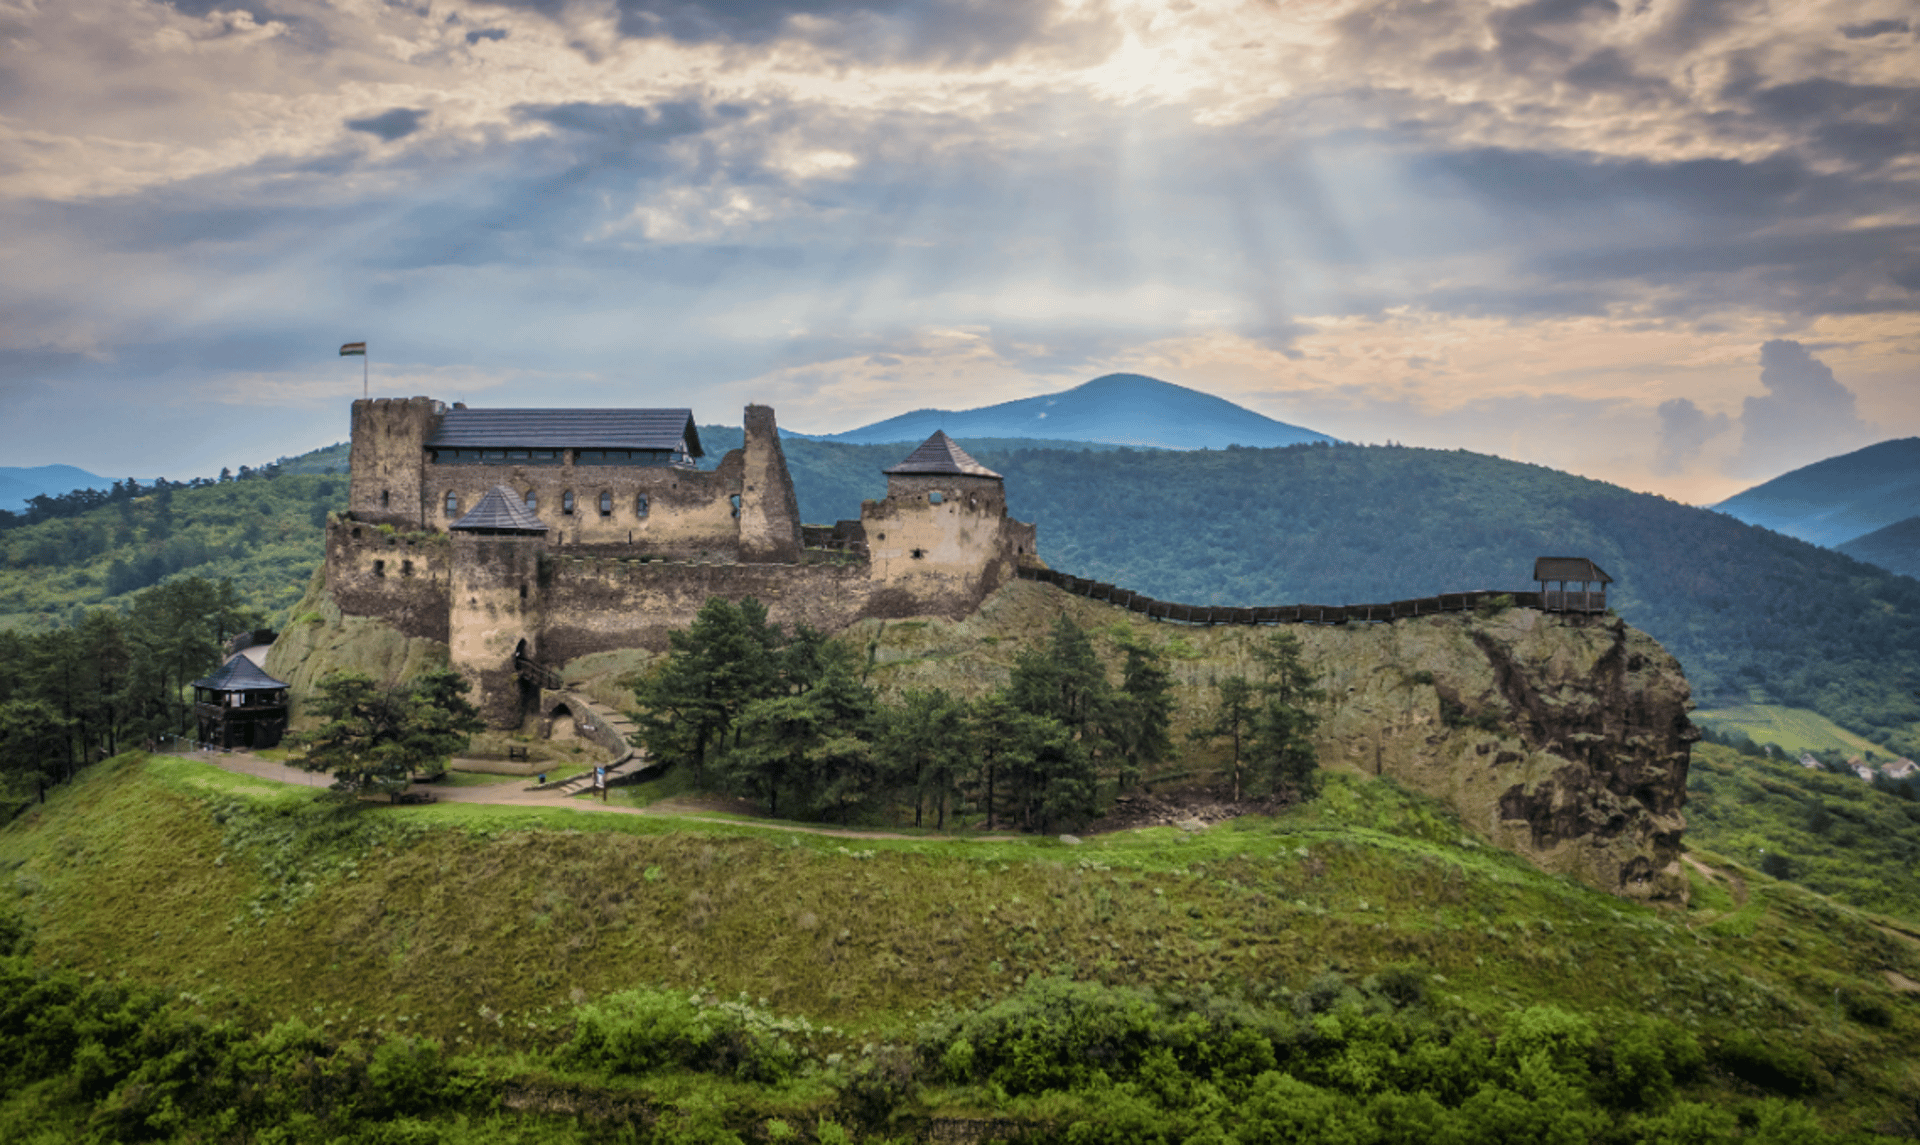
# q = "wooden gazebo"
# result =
<box><xmin>191</xmin><ymin>655</ymin><xmax>291</xmax><ymax>750</ymax></box>
<box><xmin>1534</xmin><ymin>557</ymin><xmax>1613</xmax><ymax>613</ymax></box>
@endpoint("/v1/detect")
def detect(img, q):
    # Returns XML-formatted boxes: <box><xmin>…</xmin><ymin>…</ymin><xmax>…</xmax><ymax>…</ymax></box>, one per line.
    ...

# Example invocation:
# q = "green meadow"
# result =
<box><xmin>4</xmin><ymin>750</ymin><xmax>1920</xmax><ymax>1140</ymax></box>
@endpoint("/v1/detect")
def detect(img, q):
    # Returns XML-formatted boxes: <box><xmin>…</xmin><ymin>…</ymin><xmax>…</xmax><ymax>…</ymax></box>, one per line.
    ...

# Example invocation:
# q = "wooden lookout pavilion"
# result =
<box><xmin>191</xmin><ymin>655</ymin><xmax>291</xmax><ymax>750</ymax></box>
<box><xmin>1534</xmin><ymin>557</ymin><xmax>1613</xmax><ymax>613</ymax></box>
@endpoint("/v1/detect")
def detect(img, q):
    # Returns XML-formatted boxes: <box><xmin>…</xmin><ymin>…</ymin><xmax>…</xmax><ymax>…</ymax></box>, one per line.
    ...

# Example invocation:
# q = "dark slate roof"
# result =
<box><xmin>883</xmin><ymin>431</ymin><xmax>1002</xmax><ymax>479</ymax></box>
<box><xmin>452</xmin><ymin>485</ymin><xmax>551</xmax><ymax>533</ymax></box>
<box><xmin>192</xmin><ymin>654</ymin><xmax>290</xmax><ymax>692</ymax></box>
<box><xmin>1534</xmin><ymin>557</ymin><xmax>1613</xmax><ymax>584</ymax></box>
<box><xmin>426</xmin><ymin>408</ymin><xmax>703</xmax><ymax>457</ymax></box>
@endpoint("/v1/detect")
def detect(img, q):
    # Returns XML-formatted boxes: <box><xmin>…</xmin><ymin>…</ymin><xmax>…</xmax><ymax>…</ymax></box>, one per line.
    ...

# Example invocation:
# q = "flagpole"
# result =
<box><xmin>364</xmin><ymin>350</ymin><xmax>368</xmax><ymax>400</ymax></box>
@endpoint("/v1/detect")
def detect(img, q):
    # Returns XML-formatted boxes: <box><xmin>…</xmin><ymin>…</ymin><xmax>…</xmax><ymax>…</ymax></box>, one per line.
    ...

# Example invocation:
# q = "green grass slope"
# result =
<box><xmin>1685</xmin><ymin>742</ymin><xmax>1920</xmax><ymax>922</ymax></box>
<box><xmin>1694</xmin><ymin>706</ymin><xmax>1900</xmax><ymax>763</ymax></box>
<box><xmin>5</xmin><ymin>753</ymin><xmax>1920</xmax><ymax>1138</ymax></box>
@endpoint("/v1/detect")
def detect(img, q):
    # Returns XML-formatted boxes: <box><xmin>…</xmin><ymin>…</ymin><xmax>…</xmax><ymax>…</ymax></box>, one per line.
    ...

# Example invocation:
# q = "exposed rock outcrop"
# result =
<box><xmin>852</xmin><ymin>581</ymin><xmax>1694</xmax><ymax>904</ymax></box>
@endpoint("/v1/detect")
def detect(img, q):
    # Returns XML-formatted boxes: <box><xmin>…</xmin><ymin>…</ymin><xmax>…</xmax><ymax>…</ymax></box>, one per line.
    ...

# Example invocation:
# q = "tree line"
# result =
<box><xmin>630</xmin><ymin>596</ymin><xmax>1322</xmax><ymax>831</ymax></box>
<box><xmin>0</xmin><ymin>576</ymin><xmax>263</xmax><ymax>812</ymax></box>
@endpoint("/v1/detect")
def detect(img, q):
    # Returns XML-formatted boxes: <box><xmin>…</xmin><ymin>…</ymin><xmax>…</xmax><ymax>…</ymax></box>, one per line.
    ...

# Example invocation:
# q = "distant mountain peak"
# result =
<box><xmin>1714</xmin><ymin>437</ymin><xmax>1920</xmax><ymax>548</ymax></box>
<box><xmin>806</xmin><ymin>374</ymin><xmax>1335</xmax><ymax>451</ymax></box>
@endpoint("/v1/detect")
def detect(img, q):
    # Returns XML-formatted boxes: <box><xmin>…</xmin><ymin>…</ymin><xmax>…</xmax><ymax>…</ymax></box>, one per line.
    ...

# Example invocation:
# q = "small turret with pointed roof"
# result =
<box><xmin>884</xmin><ymin>431</ymin><xmax>1001</xmax><ymax>479</ymax></box>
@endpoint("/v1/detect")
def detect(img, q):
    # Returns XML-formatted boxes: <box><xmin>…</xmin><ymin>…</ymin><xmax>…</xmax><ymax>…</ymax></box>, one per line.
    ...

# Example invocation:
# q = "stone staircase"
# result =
<box><xmin>540</xmin><ymin>692</ymin><xmax>661</xmax><ymax>795</ymax></box>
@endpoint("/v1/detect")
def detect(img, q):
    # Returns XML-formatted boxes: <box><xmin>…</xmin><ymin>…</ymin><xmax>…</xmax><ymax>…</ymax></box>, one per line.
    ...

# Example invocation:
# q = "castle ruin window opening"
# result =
<box><xmin>402</xmin><ymin>559</ymin><xmax>414</xmax><ymax>577</ymax></box>
<box><xmin>431</xmin><ymin>448</ymin><xmax>559</xmax><ymax>466</ymax></box>
<box><xmin>523</xmin><ymin>489</ymin><xmax>537</xmax><ymax>512</ymax></box>
<box><xmin>380</xmin><ymin>490</ymin><xmax>390</xmax><ymax>509</ymax></box>
<box><xmin>911</xmin><ymin>547</ymin><xmax>926</xmax><ymax>559</ymax></box>
<box><xmin>599</xmin><ymin>491</ymin><xmax>613</xmax><ymax>516</ymax></box>
<box><xmin>445</xmin><ymin>491</ymin><xmax>459</xmax><ymax>516</ymax></box>
<box><xmin>730</xmin><ymin>494</ymin><xmax>741</xmax><ymax>518</ymax></box>
<box><xmin>562</xmin><ymin>491</ymin><xmax>575</xmax><ymax>515</ymax></box>
<box><xmin>635</xmin><ymin>493</ymin><xmax>649</xmax><ymax>518</ymax></box>
<box><xmin>373</xmin><ymin>559</ymin><xmax>385</xmax><ymax>577</ymax></box>
<box><xmin>578</xmin><ymin>448</ymin><xmax>688</xmax><ymax>468</ymax></box>
<box><xmin>929</xmin><ymin>491</ymin><xmax>944</xmax><ymax>504</ymax></box>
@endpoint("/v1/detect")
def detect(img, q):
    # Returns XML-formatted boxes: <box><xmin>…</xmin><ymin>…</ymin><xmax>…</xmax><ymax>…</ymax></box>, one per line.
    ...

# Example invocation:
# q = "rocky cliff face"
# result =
<box><xmin>851</xmin><ymin>581</ymin><xmax>1694</xmax><ymax>904</ymax></box>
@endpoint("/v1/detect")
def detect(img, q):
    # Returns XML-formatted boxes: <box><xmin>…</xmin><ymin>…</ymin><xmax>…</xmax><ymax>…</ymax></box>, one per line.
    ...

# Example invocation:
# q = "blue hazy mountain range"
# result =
<box><xmin>796</xmin><ymin>373</ymin><xmax>1337</xmax><ymax>449</ymax></box>
<box><xmin>1838</xmin><ymin>516</ymin><xmax>1920</xmax><ymax>581</ymax></box>
<box><xmin>1713</xmin><ymin>438</ymin><xmax>1920</xmax><ymax>548</ymax></box>
<box><xmin>0</xmin><ymin>464</ymin><xmax>107</xmax><ymax>509</ymax></box>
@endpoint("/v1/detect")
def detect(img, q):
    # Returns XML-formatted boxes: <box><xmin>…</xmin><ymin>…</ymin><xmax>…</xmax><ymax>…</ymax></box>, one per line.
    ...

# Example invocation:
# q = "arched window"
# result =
<box><xmin>524</xmin><ymin>489</ymin><xmax>537</xmax><ymax>512</ymax></box>
<box><xmin>562</xmin><ymin>490</ymin><xmax>575</xmax><ymax>515</ymax></box>
<box><xmin>445</xmin><ymin>491</ymin><xmax>458</xmax><ymax>516</ymax></box>
<box><xmin>599</xmin><ymin>491</ymin><xmax>613</xmax><ymax>516</ymax></box>
<box><xmin>636</xmin><ymin>493</ymin><xmax>649</xmax><ymax>518</ymax></box>
<box><xmin>729</xmin><ymin>493</ymin><xmax>742</xmax><ymax>519</ymax></box>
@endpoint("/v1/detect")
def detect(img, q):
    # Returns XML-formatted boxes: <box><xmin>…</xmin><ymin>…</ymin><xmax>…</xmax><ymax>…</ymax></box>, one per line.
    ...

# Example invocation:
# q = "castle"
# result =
<box><xmin>328</xmin><ymin>398</ymin><xmax>1038</xmax><ymax>727</ymax></box>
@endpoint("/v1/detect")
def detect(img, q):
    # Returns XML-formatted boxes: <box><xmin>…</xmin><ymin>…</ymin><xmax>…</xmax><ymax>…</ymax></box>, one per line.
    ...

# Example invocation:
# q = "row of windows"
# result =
<box><xmin>430</xmin><ymin>448</ymin><xmax>690</xmax><ymax>467</ymax></box>
<box><xmin>443</xmin><ymin>490</ymin><xmax>654</xmax><ymax>518</ymax></box>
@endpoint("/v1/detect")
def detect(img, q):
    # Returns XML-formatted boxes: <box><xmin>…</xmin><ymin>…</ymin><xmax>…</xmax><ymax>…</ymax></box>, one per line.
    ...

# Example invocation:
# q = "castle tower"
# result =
<box><xmin>448</xmin><ymin>485</ymin><xmax>550</xmax><ymax>729</ymax></box>
<box><xmin>862</xmin><ymin>432</ymin><xmax>1031</xmax><ymax>617</ymax></box>
<box><xmin>737</xmin><ymin>404</ymin><xmax>803</xmax><ymax>563</ymax></box>
<box><xmin>349</xmin><ymin>396</ymin><xmax>443</xmax><ymax>529</ymax></box>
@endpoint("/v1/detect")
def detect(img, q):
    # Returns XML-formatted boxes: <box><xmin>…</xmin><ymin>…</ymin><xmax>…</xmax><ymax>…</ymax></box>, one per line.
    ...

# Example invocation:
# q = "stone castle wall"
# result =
<box><xmin>324</xmin><ymin>518</ymin><xmax>452</xmax><ymax>643</ymax></box>
<box><xmin>862</xmin><ymin>473</ymin><xmax>1027</xmax><ymax>619</ymax></box>
<box><xmin>537</xmin><ymin>554</ymin><xmax>879</xmax><ymax>662</ymax></box>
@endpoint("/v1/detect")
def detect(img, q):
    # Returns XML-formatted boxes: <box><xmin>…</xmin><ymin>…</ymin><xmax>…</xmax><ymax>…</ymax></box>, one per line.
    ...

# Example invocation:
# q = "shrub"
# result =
<box><xmin>561</xmin><ymin>989</ymin><xmax>802</xmax><ymax>1084</ymax></box>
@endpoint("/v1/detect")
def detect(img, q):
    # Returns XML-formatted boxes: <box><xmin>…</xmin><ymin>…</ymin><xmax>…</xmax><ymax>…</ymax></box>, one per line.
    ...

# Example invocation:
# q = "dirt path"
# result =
<box><xmin>178</xmin><ymin>750</ymin><xmax>1023</xmax><ymax>842</ymax></box>
<box><xmin>1683</xmin><ymin>852</ymin><xmax>1748</xmax><ymax>907</ymax></box>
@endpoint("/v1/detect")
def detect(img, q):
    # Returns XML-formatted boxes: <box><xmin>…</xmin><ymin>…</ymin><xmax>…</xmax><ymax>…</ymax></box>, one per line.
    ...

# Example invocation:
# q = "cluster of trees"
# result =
<box><xmin>1189</xmin><ymin>631</ymin><xmax>1323</xmax><ymax>801</ymax></box>
<box><xmin>296</xmin><ymin>669</ymin><xmax>484</xmax><ymax>801</ymax></box>
<box><xmin>0</xmin><ymin>576</ymin><xmax>262</xmax><ymax>811</ymax></box>
<box><xmin>632</xmin><ymin>596</ymin><xmax>1321</xmax><ymax>831</ymax></box>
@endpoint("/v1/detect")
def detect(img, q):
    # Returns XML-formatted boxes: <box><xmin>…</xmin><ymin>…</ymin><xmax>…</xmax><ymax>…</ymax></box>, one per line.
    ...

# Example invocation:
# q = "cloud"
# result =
<box><xmin>1653</xmin><ymin>397</ymin><xmax>1731</xmax><ymax>474</ymax></box>
<box><xmin>345</xmin><ymin>108</ymin><xmax>429</xmax><ymax>141</ymax></box>
<box><xmin>1840</xmin><ymin>18</ymin><xmax>1911</xmax><ymax>39</ymax></box>
<box><xmin>475</xmin><ymin>0</ymin><xmax>1102</xmax><ymax>65</ymax></box>
<box><xmin>465</xmin><ymin>28</ymin><xmax>510</xmax><ymax>44</ymax></box>
<box><xmin>1733</xmin><ymin>340</ymin><xmax>1875</xmax><ymax>476</ymax></box>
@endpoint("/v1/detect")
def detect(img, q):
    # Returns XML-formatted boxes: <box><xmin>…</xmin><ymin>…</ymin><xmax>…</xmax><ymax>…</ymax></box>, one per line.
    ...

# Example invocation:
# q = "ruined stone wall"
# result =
<box><xmin>861</xmin><ymin>474</ymin><xmax>1025</xmax><ymax>619</ymax></box>
<box><xmin>323</xmin><ymin>517</ymin><xmax>451</xmax><ymax>642</ymax></box>
<box><xmin>537</xmin><ymin>555</ymin><xmax>877</xmax><ymax>661</ymax></box>
<box><xmin>349</xmin><ymin>397</ymin><xmax>441</xmax><ymax>529</ymax></box>
<box><xmin>737</xmin><ymin>404</ymin><xmax>803</xmax><ymax>563</ymax></box>
<box><xmin>426</xmin><ymin>450</ymin><xmax>746</xmax><ymax>559</ymax></box>
<box><xmin>449</xmin><ymin>532</ymin><xmax>547</xmax><ymax>729</ymax></box>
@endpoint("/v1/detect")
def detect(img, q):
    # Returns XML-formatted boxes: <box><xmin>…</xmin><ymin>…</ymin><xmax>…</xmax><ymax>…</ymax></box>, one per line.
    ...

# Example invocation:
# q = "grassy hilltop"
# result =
<box><xmin>5</xmin><ymin>746</ymin><xmax>1920</xmax><ymax>1141</ymax></box>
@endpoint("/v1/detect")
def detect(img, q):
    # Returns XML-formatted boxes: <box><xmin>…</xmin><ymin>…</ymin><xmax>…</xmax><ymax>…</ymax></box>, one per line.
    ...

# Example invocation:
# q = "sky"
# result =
<box><xmin>0</xmin><ymin>0</ymin><xmax>1916</xmax><ymax>504</ymax></box>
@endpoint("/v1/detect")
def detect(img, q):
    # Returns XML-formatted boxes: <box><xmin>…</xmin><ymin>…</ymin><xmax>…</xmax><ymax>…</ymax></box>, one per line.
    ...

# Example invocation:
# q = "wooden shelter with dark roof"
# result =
<box><xmin>1534</xmin><ymin>557</ymin><xmax>1612</xmax><ymax>613</ymax></box>
<box><xmin>191</xmin><ymin>655</ymin><xmax>291</xmax><ymax>750</ymax></box>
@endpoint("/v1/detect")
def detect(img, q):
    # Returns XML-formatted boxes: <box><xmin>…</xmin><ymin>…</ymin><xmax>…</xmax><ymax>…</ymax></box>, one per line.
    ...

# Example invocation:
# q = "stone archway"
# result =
<box><xmin>538</xmin><ymin>692</ymin><xmax>579</xmax><ymax>741</ymax></box>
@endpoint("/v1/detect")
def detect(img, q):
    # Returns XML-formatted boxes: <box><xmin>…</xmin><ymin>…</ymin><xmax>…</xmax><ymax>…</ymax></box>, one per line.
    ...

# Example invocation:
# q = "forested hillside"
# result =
<box><xmin>0</xmin><ymin>473</ymin><xmax>340</xmax><ymax>631</ymax></box>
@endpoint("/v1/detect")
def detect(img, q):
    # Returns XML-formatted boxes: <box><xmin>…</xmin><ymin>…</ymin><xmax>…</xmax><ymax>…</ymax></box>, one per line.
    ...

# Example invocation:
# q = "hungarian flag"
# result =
<box><xmin>339</xmin><ymin>342</ymin><xmax>366</xmax><ymax>356</ymax></box>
